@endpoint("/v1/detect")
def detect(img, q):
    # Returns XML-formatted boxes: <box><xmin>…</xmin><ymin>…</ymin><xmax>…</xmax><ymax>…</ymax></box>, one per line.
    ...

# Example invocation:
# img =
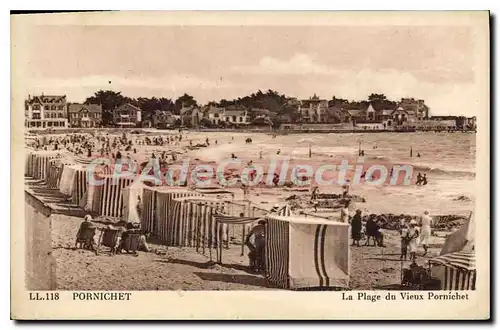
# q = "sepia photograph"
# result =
<box><xmin>11</xmin><ymin>11</ymin><xmax>490</xmax><ymax>319</ymax></box>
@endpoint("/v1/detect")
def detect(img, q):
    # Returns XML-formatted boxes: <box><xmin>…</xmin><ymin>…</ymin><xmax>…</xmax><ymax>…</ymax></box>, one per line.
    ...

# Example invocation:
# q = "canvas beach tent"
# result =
<box><xmin>429</xmin><ymin>250</ymin><xmax>476</xmax><ymax>290</ymax></box>
<box><xmin>86</xmin><ymin>174</ymin><xmax>136</xmax><ymax>218</ymax></box>
<box><xmin>439</xmin><ymin>211</ymin><xmax>475</xmax><ymax>256</ymax></box>
<box><xmin>122</xmin><ymin>179</ymin><xmax>147</xmax><ymax>223</ymax></box>
<box><xmin>140</xmin><ymin>185</ymin><xmax>203</xmax><ymax>242</ymax></box>
<box><xmin>428</xmin><ymin>211</ymin><xmax>476</xmax><ymax>290</ymax></box>
<box><xmin>264</xmin><ymin>214</ymin><xmax>350</xmax><ymax>290</ymax></box>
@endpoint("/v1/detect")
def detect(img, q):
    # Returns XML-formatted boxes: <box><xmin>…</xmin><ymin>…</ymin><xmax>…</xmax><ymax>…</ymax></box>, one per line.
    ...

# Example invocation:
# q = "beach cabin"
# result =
<box><xmin>264</xmin><ymin>214</ymin><xmax>350</xmax><ymax>290</ymax></box>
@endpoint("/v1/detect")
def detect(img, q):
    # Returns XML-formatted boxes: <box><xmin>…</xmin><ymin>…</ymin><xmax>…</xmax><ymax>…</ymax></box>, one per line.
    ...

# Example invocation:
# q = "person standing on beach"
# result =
<box><xmin>407</xmin><ymin>220</ymin><xmax>420</xmax><ymax>262</ymax></box>
<box><xmin>351</xmin><ymin>210</ymin><xmax>362</xmax><ymax>247</ymax></box>
<box><xmin>340</xmin><ymin>201</ymin><xmax>350</xmax><ymax>223</ymax></box>
<box><xmin>399</xmin><ymin>217</ymin><xmax>410</xmax><ymax>260</ymax></box>
<box><xmin>342</xmin><ymin>182</ymin><xmax>350</xmax><ymax>198</ymax></box>
<box><xmin>419</xmin><ymin>211</ymin><xmax>433</xmax><ymax>256</ymax></box>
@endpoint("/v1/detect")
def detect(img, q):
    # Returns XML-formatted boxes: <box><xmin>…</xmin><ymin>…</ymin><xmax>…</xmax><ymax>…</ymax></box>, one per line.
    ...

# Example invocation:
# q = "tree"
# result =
<box><xmin>174</xmin><ymin>94</ymin><xmax>198</xmax><ymax>114</ymax></box>
<box><xmin>84</xmin><ymin>90</ymin><xmax>129</xmax><ymax>126</ymax></box>
<box><xmin>368</xmin><ymin>93</ymin><xmax>388</xmax><ymax>102</ymax></box>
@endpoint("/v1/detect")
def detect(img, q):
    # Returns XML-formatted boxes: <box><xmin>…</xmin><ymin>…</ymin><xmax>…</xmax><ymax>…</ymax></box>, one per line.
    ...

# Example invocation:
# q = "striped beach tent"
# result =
<box><xmin>264</xmin><ymin>214</ymin><xmax>350</xmax><ymax>290</ymax></box>
<box><xmin>45</xmin><ymin>159</ymin><xmax>63</xmax><ymax>188</ymax></box>
<box><xmin>155</xmin><ymin>190</ymin><xmax>204</xmax><ymax>245</ymax></box>
<box><xmin>140</xmin><ymin>186</ymin><xmax>202</xmax><ymax>241</ymax></box>
<box><xmin>213</xmin><ymin>211</ymin><xmax>263</xmax><ymax>264</ymax></box>
<box><xmin>45</xmin><ymin>157</ymin><xmax>77</xmax><ymax>189</ymax></box>
<box><xmin>29</xmin><ymin>152</ymin><xmax>61</xmax><ymax>180</ymax></box>
<box><xmin>277</xmin><ymin>204</ymin><xmax>293</xmax><ymax>217</ymax></box>
<box><xmin>88</xmin><ymin>175</ymin><xmax>135</xmax><ymax>217</ymax></box>
<box><xmin>429</xmin><ymin>250</ymin><xmax>476</xmax><ymax>290</ymax></box>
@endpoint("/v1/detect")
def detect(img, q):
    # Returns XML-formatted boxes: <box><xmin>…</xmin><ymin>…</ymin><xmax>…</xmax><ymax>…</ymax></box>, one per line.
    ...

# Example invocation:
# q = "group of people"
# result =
<box><xmin>75</xmin><ymin>214</ymin><xmax>151</xmax><ymax>254</ymax></box>
<box><xmin>346</xmin><ymin>207</ymin><xmax>433</xmax><ymax>261</ymax></box>
<box><xmin>415</xmin><ymin>173</ymin><xmax>428</xmax><ymax>186</ymax></box>
<box><xmin>349</xmin><ymin>209</ymin><xmax>386</xmax><ymax>247</ymax></box>
<box><xmin>399</xmin><ymin>210</ymin><xmax>433</xmax><ymax>261</ymax></box>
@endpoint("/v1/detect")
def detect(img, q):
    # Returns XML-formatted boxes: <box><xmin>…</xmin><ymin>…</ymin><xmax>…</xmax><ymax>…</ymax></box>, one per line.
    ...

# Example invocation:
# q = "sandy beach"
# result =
<box><xmin>27</xmin><ymin>129</ymin><xmax>475</xmax><ymax>290</ymax></box>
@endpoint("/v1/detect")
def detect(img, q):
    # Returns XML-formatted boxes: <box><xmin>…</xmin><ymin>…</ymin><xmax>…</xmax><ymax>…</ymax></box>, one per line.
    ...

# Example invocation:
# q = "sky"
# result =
<box><xmin>15</xmin><ymin>24</ymin><xmax>483</xmax><ymax>115</ymax></box>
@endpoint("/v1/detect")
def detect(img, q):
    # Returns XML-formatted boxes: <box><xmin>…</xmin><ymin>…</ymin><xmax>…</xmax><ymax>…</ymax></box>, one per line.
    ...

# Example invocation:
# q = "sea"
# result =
<box><xmin>187</xmin><ymin>131</ymin><xmax>476</xmax><ymax>216</ymax></box>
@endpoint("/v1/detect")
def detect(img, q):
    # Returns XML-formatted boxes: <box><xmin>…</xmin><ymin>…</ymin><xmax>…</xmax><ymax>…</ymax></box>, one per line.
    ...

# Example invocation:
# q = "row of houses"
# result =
<box><xmin>24</xmin><ymin>94</ymin><xmax>476</xmax><ymax>130</ymax></box>
<box><xmin>24</xmin><ymin>94</ymin><xmax>143</xmax><ymax>129</ymax></box>
<box><xmin>24</xmin><ymin>94</ymin><xmax>250</xmax><ymax>129</ymax></box>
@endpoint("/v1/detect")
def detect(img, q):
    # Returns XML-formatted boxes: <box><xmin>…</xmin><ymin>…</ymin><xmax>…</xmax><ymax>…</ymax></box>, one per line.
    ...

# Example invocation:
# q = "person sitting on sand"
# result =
<box><xmin>75</xmin><ymin>214</ymin><xmax>96</xmax><ymax>249</ymax></box>
<box><xmin>270</xmin><ymin>204</ymin><xmax>280</xmax><ymax>213</ymax></box>
<box><xmin>231</xmin><ymin>153</ymin><xmax>237</xmax><ymax>160</ymax></box>
<box><xmin>276</xmin><ymin>149</ymin><xmax>281</xmax><ymax>155</ymax></box>
<box><xmin>272</xmin><ymin>173</ymin><xmax>280</xmax><ymax>187</ymax></box>
<box><xmin>351</xmin><ymin>210</ymin><xmax>363</xmax><ymax>247</ymax></box>
<box><xmin>245</xmin><ymin>220</ymin><xmax>266</xmax><ymax>272</ymax></box>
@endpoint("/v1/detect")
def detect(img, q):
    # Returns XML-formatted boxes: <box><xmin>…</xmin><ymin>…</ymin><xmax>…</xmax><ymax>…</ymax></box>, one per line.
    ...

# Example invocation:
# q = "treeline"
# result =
<box><xmin>83</xmin><ymin>89</ymin><xmax>403</xmax><ymax>125</ymax></box>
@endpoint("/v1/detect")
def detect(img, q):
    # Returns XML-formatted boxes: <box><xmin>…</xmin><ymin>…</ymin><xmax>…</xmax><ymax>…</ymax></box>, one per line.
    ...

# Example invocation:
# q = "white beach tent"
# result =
<box><xmin>264</xmin><ymin>214</ymin><xmax>350</xmax><ymax>290</ymax></box>
<box><xmin>439</xmin><ymin>211</ymin><xmax>475</xmax><ymax>256</ymax></box>
<box><xmin>122</xmin><ymin>179</ymin><xmax>147</xmax><ymax>223</ymax></box>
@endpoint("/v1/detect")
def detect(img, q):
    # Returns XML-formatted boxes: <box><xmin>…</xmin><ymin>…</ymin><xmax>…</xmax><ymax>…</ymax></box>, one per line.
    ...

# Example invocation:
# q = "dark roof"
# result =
<box><xmin>116</xmin><ymin>103</ymin><xmax>142</xmax><ymax>112</ymax></box>
<box><xmin>27</xmin><ymin>95</ymin><xmax>66</xmax><ymax>105</ymax></box>
<box><xmin>68</xmin><ymin>103</ymin><xmax>102</xmax><ymax>113</ymax></box>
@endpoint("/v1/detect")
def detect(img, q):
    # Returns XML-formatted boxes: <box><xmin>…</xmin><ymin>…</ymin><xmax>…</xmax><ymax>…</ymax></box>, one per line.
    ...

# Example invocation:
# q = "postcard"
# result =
<box><xmin>11</xmin><ymin>11</ymin><xmax>490</xmax><ymax>320</ymax></box>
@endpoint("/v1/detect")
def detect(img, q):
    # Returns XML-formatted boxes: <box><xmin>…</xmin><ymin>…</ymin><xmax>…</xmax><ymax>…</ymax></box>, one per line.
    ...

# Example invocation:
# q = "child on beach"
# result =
<box><xmin>399</xmin><ymin>217</ymin><xmax>410</xmax><ymax>260</ymax></box>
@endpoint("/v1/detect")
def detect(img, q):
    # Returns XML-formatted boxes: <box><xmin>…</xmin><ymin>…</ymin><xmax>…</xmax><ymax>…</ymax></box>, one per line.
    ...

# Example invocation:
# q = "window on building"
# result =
<box><xmin>33</xmin><ymin>105</ymin><xmax>40</xmax><ymax>110</ymax></box>
<box><xmin>226</xmin><ymin>117</ymin><xmax>230</xmax><ymax>122</ymax></box>
<box><xmin>58</xmin><ymin>113</ymin><xmax>63</xmax><ymax>118</ymax></box>
<box><xmin>51</xmin><ymin>105</ymin><xmax>56</xmax><ymax>110</ymax></box>
<box><xmin>32</xmin><ymin>113</ymin><xmax>40</xmax><ymax>120</ymax></box>
<box><xmin>47</xmin><ymin>122</ymin><xmax>52</xmax><ymax>127</ymax></box>
<box><xmin>232</xmin><ymin>116</ymin><xmax>236</xmax><ymax>122</ymax></box>
<box><xmin>214</xmin><ymin>113</ymin><xmax>219</xmax><ymax>118</ymax></box>
<box><xmin>58</xmin><ymin>106</ymin><xmax>64</xmax><ymax>110</ymax></box>
<box><xmin>239</xmin><ymin>117</ymin><xmax>243</xmax><ymax>122</ymax></box>
<box><xmin>44</xmin><ymin>106</ymin><xmax>49</xmax><ymax>110</ymax></box>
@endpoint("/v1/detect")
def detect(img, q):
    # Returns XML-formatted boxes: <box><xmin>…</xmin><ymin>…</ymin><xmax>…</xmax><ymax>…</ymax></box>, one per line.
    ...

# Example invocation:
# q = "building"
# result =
<box><xmin>67</xmin><ymin>103</ymin><xmax>102</xmax><ymax>128</ymax></box>
<box><xmin>344</xmin><ymin>108</ymin><xmax>366</xmax><ymax>123</ymax></box>
<box><xmin>180</xmin><ymin>106</ymin><xmax>202</xmax><ymax>127</ymax></box>
<box><xmin>113</xmin><ymin>103</ymin><xmax>142</xmax><ymax>127</ymax></box>
<box><xmin>224</xmin><ymin>109</ymin><xmax>249</xmax><ymax>125</ymax></box>
<box><xmin>205</xmin><ymin>106</ymin><xmax>226</xmax><ymax>125</ymax></box>
<box><xmin>203</xmin><ymin>106</ymin><xmax>249</xmax><ymax>126</ymax></box>
<box><xmin>298</xmin><ymin>94</ymin><xmax>329</xmax><ymax>123</ymax></box>
<box><xmin>398</xmin><ymin>98</ymin><xmax>430</xmax><ymax>120</ymax></box>
<box><xmin>25</xmin><ymin>94</ymin><xmax>68</xmax><ymax>129</ymax></box>
<box><xmin>152</xmin><ymin>110</ymin><xmax>176</xmax><ymax>128</ymax></box>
